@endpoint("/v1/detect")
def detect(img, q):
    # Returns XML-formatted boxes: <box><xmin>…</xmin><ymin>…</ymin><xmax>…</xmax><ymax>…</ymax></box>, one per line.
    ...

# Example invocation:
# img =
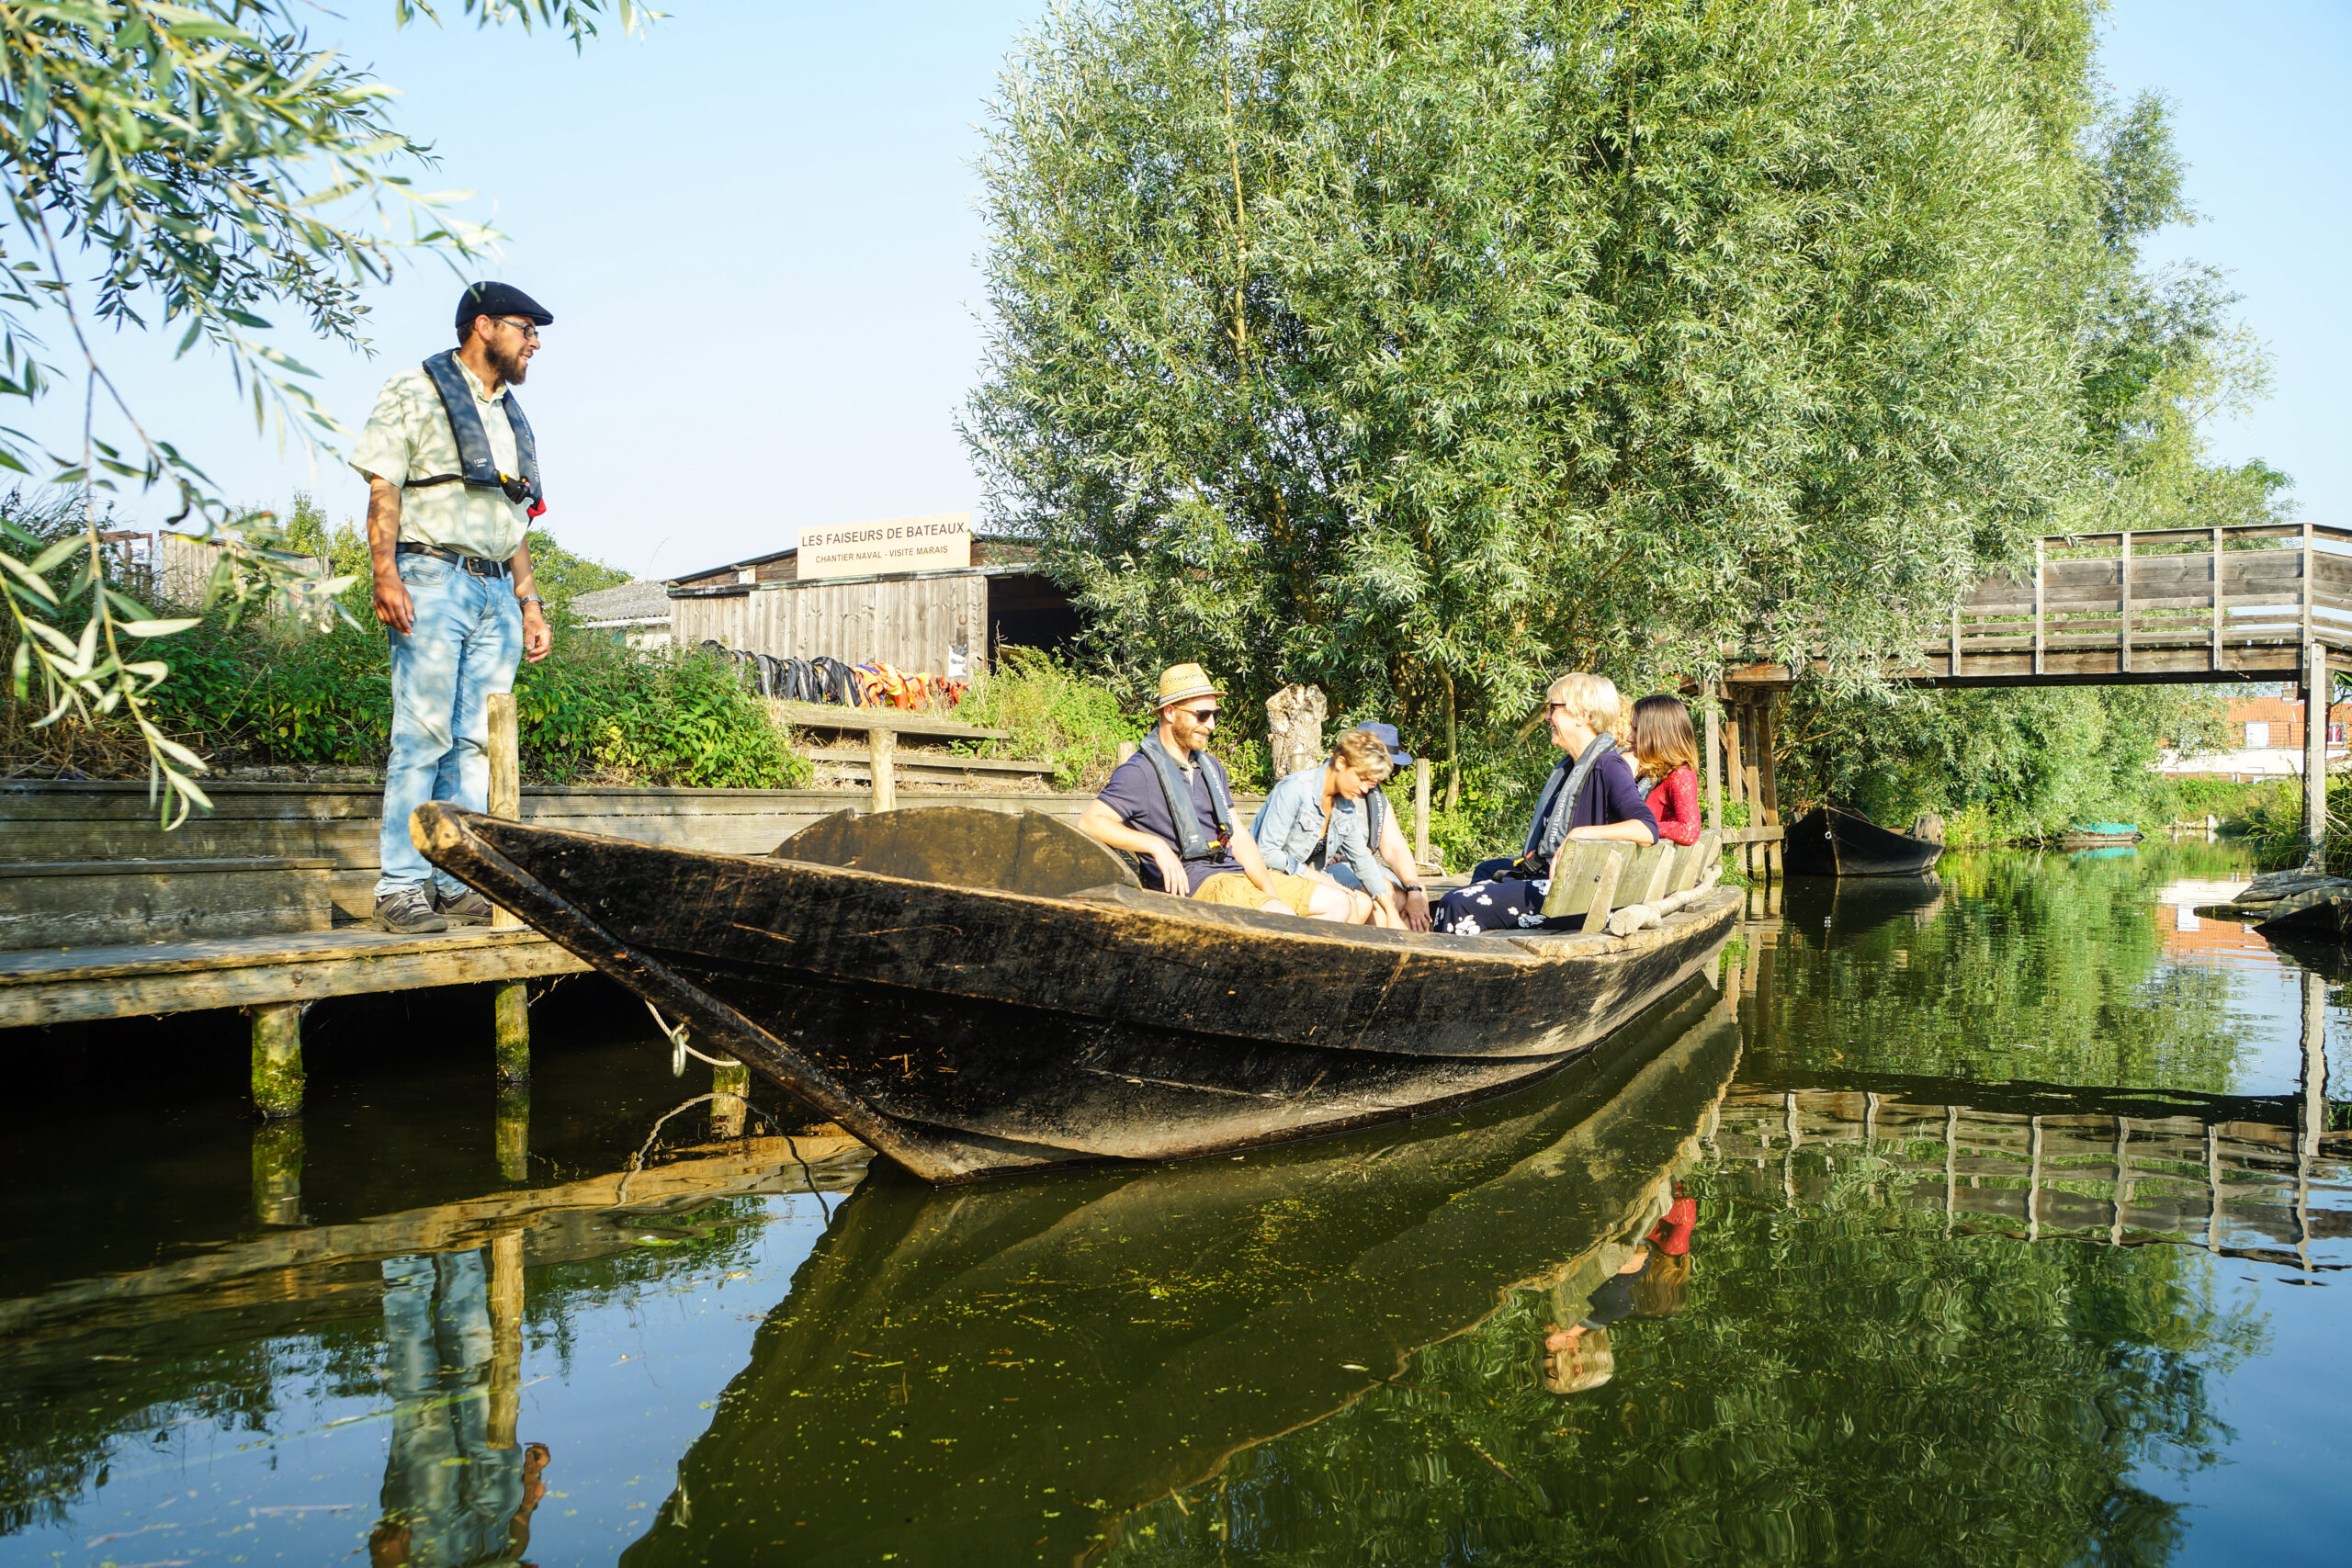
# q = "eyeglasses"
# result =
<box><xmin>1183</xmin><ymin>707</ymin><xmax>1220</xmax><ymax>725</ymax></box>
<box><xmin>492</xmin><ymin>316</ymin><xmax>541</xmax><ymax>342</ymax></box>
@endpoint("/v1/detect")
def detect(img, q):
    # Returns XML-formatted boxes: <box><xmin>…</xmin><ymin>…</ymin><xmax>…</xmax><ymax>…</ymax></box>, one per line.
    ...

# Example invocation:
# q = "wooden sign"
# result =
<box><xmin>797</xmin><ymin>513</ymin><xmax>972</xmax><ymax>580</ymax></box>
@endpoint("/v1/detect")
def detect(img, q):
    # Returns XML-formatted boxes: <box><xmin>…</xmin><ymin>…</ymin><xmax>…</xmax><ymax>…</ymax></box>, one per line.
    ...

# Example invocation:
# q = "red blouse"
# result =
<box><xmin>1645</xmin><ymin>765</ymin><xmax>1702</xmax><ymax>846</ymax></box>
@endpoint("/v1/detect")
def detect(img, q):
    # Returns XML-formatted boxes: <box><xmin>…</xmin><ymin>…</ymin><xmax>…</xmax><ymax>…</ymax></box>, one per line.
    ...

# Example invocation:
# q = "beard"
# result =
<box><xmin>488</xmin><ymin>339</ymin><xmax>531</xmax><ymax>385</ymax></box>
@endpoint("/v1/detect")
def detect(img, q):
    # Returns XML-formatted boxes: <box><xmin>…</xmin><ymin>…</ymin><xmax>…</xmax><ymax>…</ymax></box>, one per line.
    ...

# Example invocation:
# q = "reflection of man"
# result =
<box><xmin>369</xmin><ymin>1251</ymin><xmax>548</xmax><ymax>1566</ymax></box>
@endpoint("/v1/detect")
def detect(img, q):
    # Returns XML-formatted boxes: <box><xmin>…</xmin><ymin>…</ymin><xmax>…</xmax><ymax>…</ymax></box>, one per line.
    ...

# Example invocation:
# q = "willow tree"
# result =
<box><xmin>0</xmin><ymin>1</ymin><xmax>644</xmax><ymax>821</ymax></box>
<box><xmin>966</xmin><ymin>0</ymin><xmax>2101</xmax><ymax>798</ymax></box>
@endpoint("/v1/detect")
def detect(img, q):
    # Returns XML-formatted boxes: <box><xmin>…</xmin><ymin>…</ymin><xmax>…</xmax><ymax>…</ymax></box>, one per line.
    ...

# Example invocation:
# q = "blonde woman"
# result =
<box><xmin>1431</xmin><ymin>671</ymin><xmax>1657</xmax><ymax>936</ymax></box>
<box><xmin>1250</xmin><ymin>727</ymin><xmax>1433</xmax><ymax>930</ymax></box>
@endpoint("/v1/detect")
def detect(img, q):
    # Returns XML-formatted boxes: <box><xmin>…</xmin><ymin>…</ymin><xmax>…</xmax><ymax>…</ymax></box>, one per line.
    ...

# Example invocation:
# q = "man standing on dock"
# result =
<box><xmin>352</xmin><ymin>283</ymin><xmax>557</xmax><ymax>933</ymax></box>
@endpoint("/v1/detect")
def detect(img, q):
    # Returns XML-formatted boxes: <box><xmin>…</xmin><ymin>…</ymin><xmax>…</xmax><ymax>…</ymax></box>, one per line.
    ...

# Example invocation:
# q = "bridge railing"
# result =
<box><xmin>1939</xmin><ymin>520</ymin><xmax>2352</xmax><ymax>682</ymax></box>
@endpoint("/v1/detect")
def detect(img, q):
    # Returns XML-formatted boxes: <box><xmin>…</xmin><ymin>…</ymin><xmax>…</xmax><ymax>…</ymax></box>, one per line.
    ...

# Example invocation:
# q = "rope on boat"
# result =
<box><xmin>643</xmin><ymin>999</ymin><xmax>736</xmax><ymax>1074</ymax></box>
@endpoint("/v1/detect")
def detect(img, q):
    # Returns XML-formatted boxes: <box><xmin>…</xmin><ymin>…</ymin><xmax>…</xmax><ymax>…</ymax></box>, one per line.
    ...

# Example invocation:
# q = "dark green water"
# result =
<box><xmin>2</xmin><ymin>842</ymin><xmax>2344</xmax><ymax>1566</ymax></box>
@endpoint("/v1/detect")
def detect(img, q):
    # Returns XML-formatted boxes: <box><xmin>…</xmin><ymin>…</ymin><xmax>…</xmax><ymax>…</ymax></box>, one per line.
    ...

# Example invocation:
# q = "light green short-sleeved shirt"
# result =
<box><xmin>349</xmin><ymin>357</ymin><xmax>530</xmax><ymax>562</ymax></box>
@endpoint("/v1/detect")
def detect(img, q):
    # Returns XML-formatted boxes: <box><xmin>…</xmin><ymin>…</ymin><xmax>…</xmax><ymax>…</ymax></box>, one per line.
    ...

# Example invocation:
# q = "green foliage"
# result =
<box><xmin>132</xmin><ymin>609</ymin><xmax>808</xmax><ymax>789</ymax></box>
<box><xmin>950</xmin><ymin>647</ymin><xmax>1147</xmax><ymax>792</ymax></box>
<box><xmin>1779</xmin><ymin>682</ymin><xmax>2226</xmax><ymax>842</ymax></box>
<box><xmin>968</xmin><ymin>0</ymin><xmax>2104</xmax><ymax>802</ymax></box>
<box><xmin>0</xmin><ymin>1</ymin><xmax>647</xmax><ymax>820</ymax></box>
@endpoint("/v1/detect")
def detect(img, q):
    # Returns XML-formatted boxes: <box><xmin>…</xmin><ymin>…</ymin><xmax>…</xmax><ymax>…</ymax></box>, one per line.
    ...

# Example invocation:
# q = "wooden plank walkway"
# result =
<box><xmin>0</xmin><ymin>925</ymin><xmax>592</xmax><ymax>1028</ymax></box>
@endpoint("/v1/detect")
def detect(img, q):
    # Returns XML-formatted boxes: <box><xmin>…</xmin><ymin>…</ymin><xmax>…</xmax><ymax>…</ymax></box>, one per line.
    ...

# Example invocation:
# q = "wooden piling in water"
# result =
<box><xmin>249</xmin><ymin>1000</ymin><xmax>303</xmax><ymax>1118</ymax></box>
<box><xmin>252</xmin><ymin>1120</ymin><xmax>302</xmax><ymax>1226</ymax></box>
<box><xmin>487</xmin><ymin>692</ymin><xmax>531</xmax><ymax>1081</ymax></box>
<box><xmin>487</xmin><ymin>1229</ymin><xmax>525</xmax><ymax>1449</ymax></box>
<box><xmin>713</xmin><ymin>1057</ymin><xmax>751</xmax><ymax>1139</ymax></box>
<box><xmin>495</xmin><ymin>1082</ymin><xmax>529</xmax><ymax>1182</ymax></box>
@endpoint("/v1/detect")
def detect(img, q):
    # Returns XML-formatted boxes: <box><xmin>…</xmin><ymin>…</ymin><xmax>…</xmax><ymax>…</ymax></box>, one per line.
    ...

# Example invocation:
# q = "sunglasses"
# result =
<box><xmin>1182</xmin><ymin>707</ymin><xmax>1221</xmax><ymax>724</ymax></box>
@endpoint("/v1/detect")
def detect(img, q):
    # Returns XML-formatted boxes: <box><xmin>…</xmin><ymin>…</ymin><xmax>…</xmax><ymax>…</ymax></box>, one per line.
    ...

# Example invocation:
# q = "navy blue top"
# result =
<box><xmin>1094</xmin><ymin>750</ymin><xmax>1243</xmax><ymax>893</ymax></box>
<box><xmin>1527</xmin><ymin>750</ymin><xmax>1659</xmax><ymax>846</ymax></box>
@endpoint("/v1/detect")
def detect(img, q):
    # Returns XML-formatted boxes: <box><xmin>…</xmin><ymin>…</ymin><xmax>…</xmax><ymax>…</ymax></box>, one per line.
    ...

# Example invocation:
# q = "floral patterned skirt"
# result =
<box><xmin>1431</xmin><ymin>859</ymin><xmax>1582</xmax><ymax>935</ymax></box>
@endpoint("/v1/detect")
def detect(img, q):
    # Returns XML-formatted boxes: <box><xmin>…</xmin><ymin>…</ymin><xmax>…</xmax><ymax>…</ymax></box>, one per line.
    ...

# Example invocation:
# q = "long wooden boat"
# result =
<box><xmin>414</xmin><ymin>801</ymin><xmax>1741</xmax><ymax>1184</ymax></box>
<box><xmin>617</xmin><ymin>979</ymin><xmax>1743</xmax><ymax>1567</ymax></box>
<box><xmin>1781</xmin><ymin>804</ymin><xmax>1944</xmax><ymax>877</ymax></box>
<box><xmin>2060</xmin><ymin>821</ymin><xmax>2143</xmax><ymax>848</ymax></box>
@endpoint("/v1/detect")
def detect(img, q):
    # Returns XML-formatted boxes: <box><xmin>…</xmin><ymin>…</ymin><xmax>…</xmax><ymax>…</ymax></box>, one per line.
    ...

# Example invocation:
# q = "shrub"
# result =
<box><xmin>954</xmin><ymin>647</ymin><xmax>1146</xmax><ymax>792</ymax></box>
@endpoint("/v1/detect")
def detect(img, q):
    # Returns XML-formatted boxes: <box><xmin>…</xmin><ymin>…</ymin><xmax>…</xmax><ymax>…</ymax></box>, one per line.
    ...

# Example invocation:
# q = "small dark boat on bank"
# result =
<box><xmin>416</xmin><ymin>802</ymin><xmax>1742</xmax><ymax>1184</ymax></box>
<box><xmin>1781</xmin><ymin>804</ymin><xmax>1945</xmax><ymax>878</ymax></box>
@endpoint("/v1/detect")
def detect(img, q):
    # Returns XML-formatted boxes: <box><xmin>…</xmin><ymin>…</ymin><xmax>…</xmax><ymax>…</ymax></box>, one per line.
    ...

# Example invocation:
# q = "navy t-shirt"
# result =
<box><xmin>1095</xmin><ymin>750</ymin><xmax>1243</xmax><ymax>893</ymax></box>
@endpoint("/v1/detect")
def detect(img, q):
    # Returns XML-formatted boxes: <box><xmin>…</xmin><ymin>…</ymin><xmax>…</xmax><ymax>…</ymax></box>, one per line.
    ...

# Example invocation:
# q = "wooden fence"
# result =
<box><xmin>672</xmin><ymin>570</ymin><xmax>989</xmax><ymax>676</ymax></box>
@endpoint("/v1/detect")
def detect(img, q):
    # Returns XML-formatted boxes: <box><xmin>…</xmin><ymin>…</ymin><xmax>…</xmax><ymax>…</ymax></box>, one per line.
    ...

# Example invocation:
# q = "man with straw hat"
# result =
<box><xmin>1079</xmin><ymin>664</ymin><xmax>1357</xmax><ymax>920</ymax></box>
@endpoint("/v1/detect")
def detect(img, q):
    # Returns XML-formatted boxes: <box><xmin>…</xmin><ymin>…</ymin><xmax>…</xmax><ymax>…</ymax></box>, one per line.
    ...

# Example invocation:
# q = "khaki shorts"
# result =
<box><xmin>1195</xmin><ymin>870</ymin><xmax>1321</xmax><ymax>917</ymax></box>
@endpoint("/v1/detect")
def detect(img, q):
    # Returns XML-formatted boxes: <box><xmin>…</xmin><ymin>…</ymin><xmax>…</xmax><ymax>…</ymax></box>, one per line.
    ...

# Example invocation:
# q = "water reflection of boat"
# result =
<box><xmin>1781</xmin><ymin>805</ymin><xmax>1944</xmax><ymax>877</ymax></box>
<box><xmin>617</xmin><ymin>978</ymin><xmax>1743</xmax><ymax>1568</ymax></box>
<box><xmin>1781</xmin><ymin>874</ymin><xmax>1945</xmax><ymax>949</ymax></box>
<box><xmin>415</xmin><ymin>803</ymin><xmax>1741</xmax><ymax>1184</ymax></box>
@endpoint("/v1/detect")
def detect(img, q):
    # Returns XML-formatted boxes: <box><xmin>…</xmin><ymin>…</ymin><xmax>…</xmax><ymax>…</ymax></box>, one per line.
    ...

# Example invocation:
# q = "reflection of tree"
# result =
<box><xmin>1758</xmin><ymin>846</ymin><xmax>2264</xmax><ymax>1094</ymax></box>
<box><xmin>1101</xmin><ymin>1156</ymin><xmax>2263</xmax><ymax>1568</ymax></box>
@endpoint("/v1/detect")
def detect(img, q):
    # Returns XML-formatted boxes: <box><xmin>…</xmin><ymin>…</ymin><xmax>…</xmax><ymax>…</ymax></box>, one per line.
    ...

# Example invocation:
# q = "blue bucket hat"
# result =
<box><xmin>1360</xmin><ymin>722</ymin><xmax>1413</xmax><ymax>771</ymax></box>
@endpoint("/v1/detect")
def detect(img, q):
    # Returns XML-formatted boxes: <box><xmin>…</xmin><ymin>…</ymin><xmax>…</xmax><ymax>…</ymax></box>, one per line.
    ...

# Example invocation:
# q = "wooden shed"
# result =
<box><xmin>667</xmin><ymin>535</ymin><xmax>1078</xmax><ymax>674</ymax></box>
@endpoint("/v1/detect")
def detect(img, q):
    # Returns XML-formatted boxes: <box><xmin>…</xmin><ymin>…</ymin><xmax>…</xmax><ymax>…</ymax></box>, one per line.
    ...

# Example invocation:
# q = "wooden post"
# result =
<box><xmin>2033</xmin><ymin>537</ymin><xmax>2046</xmax><ymax>676</ymax></box>
<box><xmin>493</xmin><ymin>982</ymin><xmax>531</xmax><ymax>1085</ymax></box>
<box><xmin>252</xmin><ymin>1121</ymin><xmax>302</xmax><ymax>1227</ymax></box>
<box><xmin>485</xmin><ymin>690</ymin><xmax>532</xmax><ymax>1082</ymax></box>
<box><xmin>712</xmin><ymin>1055</ymin><xmax>751</xmax><ymax>1139</ymax></box>
<box><xmin>494</xmin><ymin>1080</ymin><xmax>529</xmax><ymax>1181</ymax></box>
<box><xmin>2302</xmin><ymin>517</ymin><xmax>2315</xmax><ymax>646</ymax></box>
<box><xmin>1949</xmin><ymin>601</ymin><xmax>1962</xmax><ymax>680</ymax></box>
<box><xmin>2119</xmin><ymin>529</ymin><xmax>2133</xmax><ymax>674</ymax></box>
<box><xmin>487</xmin><ymin>1229</ymin><xmax>526</xmax><ymax>1450</ymax></box>
<box><xmin>249</xmin><ymin>1001</ymin><xmax>303</xmax><ymax>1119</ymax></box>
<box><xmin>2299</xmin><ymin>966</ymin><xmax>2327</xmax><ymax>1274</ymax></box>
<box><xmin>2304</xmin><ymin>638</ymin><xmax>2329</xmax><ymax>865</ymax></box>
<box><xmin>487</xmin><ymin>693</ymin><xmax>523</xmax><ymax>929</ymax></box>
<box><xmin>869</xmin><ymin>725</ymin><xmax>897</xmax><ymax>812</ymax></box>
<box><xmin>1703</xmin><ymin>682</ymin><xmax>1722</xmax><ymax>829</ymax></box>
<box><xmin>1757</xmin><ymin>694</ymin><xmax>1782</xmax><ymax>880</ymax></box>
<box><xmin>1116</xmin><ymin>739</ymin><xmax>1139</xmax><ymax>765</ymax></box>
<box><xmin>2210</xmin><ymin>525</ymin><xmax>2223</xmax><ymax>672</ymax></box>
<box><xmin>1412</xmin><ymin>756</ymin><xmax>1431</xmax><ymax>866</ymax></box>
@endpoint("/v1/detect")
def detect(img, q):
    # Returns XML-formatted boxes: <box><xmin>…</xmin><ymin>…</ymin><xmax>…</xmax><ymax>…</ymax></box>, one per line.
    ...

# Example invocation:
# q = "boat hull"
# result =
<box><xmin>414</xmin><ymin>805</ymin><xmax>1741</xmax><ymax>1182</ymax></box>
<box><xmin>1782</xmin><ymin>805</ymin><xmax>1944</xmax><ymax>877</ymax></box>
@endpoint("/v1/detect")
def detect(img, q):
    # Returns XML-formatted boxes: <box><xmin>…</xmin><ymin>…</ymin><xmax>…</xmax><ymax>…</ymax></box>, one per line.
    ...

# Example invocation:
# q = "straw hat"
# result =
<box><xmin>1156</xmin><ymin>662</ymin><xmax>1224</xmax><ymax>708</ymax></box>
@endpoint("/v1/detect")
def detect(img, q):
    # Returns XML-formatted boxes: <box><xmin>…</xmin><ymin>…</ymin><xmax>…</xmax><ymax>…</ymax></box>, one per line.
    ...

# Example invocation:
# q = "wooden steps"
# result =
<box><xmin>801</xmin><ymin>748</ymin><xmax>1058</xmax><ymax>788</ymax></box>
<box><xmin>765</xmin><ymin>700</ymin><xmax>1008</xmax><ymax>741</ymax></box>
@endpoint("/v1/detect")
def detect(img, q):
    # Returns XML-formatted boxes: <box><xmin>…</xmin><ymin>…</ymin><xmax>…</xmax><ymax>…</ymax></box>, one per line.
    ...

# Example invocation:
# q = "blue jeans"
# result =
<box><xmin>377</xmin><ymin>553</ymin><xmax>522</xmax><ymax>897</ymax></box>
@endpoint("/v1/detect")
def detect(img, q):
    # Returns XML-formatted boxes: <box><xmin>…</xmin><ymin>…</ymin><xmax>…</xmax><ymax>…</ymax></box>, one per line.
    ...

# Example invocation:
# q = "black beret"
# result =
<box><xmin>456</xmin><ymin>281</ymin><xmax>553</xmax><ymax>331</ymax></box>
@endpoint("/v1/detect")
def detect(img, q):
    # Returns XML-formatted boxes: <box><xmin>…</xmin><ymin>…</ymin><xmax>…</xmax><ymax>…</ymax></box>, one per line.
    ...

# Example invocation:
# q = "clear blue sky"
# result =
<box><xmin>42</xmin><ymin>0</ymin><xmax>2349</xmax><ymax>581</ymax></box>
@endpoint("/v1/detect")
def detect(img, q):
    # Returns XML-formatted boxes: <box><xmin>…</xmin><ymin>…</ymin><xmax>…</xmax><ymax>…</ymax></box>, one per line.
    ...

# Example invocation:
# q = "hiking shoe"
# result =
<box><xmin>372</xmin><ymin>886</ymin><xmax>447</xmax><ymax>934</ymax></box>
<box><xmin>435</xmin><ymin>886</ymin><xmax>496</xmax><ymax>927</ymax></box>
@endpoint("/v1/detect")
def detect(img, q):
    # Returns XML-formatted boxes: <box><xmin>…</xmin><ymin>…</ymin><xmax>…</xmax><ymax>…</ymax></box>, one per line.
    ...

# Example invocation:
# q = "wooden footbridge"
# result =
<box><xmin>1707</xmin><ymin>523</ymin><xmax>2352</xmax><ymax>872</ymax></box>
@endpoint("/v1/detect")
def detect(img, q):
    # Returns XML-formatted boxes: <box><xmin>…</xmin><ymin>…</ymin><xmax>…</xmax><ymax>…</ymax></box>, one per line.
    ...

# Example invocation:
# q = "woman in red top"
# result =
<box><xmin>1631</xmin><ymin>694</ymin><xmax>1702</xmax><ymax>846</ymax></box>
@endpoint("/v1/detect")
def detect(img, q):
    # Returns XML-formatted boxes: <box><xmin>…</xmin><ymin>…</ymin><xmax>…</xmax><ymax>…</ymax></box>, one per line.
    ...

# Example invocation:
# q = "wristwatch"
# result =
<box><xmin>517</xmin><ymin>593</ymin><xmax>544</xmax><ymax>609</ymax></box>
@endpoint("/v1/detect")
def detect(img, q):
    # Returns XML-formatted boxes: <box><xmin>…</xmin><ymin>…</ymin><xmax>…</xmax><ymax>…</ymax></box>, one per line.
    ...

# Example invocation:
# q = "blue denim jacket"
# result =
<box><xmin>1250</xmin><ymin>764</ymin><xmax>1393</xmax><ymax>895</ymax></box>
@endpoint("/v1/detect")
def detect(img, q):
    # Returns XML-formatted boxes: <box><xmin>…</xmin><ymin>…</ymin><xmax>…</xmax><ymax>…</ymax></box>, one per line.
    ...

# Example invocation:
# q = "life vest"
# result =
<box><xmin>1138</xmin><ymin>732</ymin><xmax>1237</xmax><ymax>863</ymax></box>
<box><xmin>404</xmin><ymin>350</ymin><xmax>546</xmax><ymax>519</ymax></box>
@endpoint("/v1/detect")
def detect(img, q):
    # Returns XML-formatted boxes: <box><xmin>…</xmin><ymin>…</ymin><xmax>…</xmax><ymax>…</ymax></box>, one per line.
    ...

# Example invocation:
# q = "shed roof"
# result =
<box><xmin>570</xmin><ymin>579</ymin><xmax>673</xmax><ymax>623</ymax></box>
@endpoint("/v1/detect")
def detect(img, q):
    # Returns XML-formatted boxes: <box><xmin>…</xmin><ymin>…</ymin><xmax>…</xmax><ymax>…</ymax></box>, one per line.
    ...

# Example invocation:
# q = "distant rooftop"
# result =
<box><xmin>571</xmin><ymin>580</ymin><xmax>673</xmax><ymax>623</ymax></box>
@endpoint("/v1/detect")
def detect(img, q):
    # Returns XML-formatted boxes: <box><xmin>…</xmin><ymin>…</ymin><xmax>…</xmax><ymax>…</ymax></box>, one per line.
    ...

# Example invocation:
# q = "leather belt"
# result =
<box><xmin>397</xmin><ymin>541</ymin><xmax>510</xmax><ymax>578</ymax></box>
